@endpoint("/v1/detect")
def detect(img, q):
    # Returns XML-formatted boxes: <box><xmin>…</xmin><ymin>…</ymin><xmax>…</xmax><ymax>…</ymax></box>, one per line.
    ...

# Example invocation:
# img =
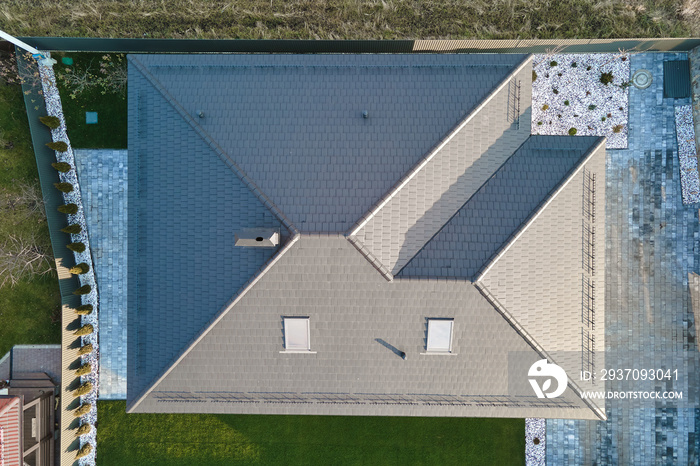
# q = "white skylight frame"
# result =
<box><xmin>283</xmin><ymin>317</ymin><xmax>311</xmax><ymax>352</ymax></box>
<box><xmin>426</xmin><ymin>318</ymin><xmax>454</xmax><ymax>353</ymax></box>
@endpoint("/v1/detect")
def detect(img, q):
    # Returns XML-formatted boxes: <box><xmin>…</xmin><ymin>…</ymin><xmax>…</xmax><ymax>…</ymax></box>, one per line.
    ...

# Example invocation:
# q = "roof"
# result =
<box><xmin>127</xmin><ymin>53</ymin><xmax>607</xmax><ymax>419</ymax></box>
<box><xmin>0</xmin><ymin>396</ymin><xmax>21</xmax><ymax>466</ymax></box>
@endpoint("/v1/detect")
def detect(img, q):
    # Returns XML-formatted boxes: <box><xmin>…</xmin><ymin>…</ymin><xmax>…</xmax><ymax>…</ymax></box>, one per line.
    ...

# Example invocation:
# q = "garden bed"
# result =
<box><xmin>674</xmin><ymin>105</ymin><xmax>700</xmax><ymax>204</ymax></box>
<box><xmin>531</xmin><ymin>53</ymin><xmax>630</xmax><ymax>149</ymax></box>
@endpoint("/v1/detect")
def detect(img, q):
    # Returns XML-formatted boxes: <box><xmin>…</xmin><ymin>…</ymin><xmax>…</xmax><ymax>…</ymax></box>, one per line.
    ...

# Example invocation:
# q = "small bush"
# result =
<box><xmin>568</xmin><ymin>128</ymin><xmax>577</xmax><ymax>136</ymax></box>
<box><xmin>39</xmin><ymin>115</ymin><xmax>60</xmax><ymax>129</ymax></box>
<box><xmin>70</xmin><ymin>263</ymin><xmax>90</xmax><ymax>275</ymax></box>
<box><xmin>77</xmin><ymin>344</ymin><xmax>93</xmax><ymax>355</ymax></box>
<box><xmin>532</xmin><ymin>70</ymin><xmax>537</xmax><ymax>82</ymax></box>
<box><xmin>67</xmin><ymin>242</ymin><xmax>86</xmax><ymax>253</ymax></box>
<box><xmin>75</xmin><ymin>363</ymin><xmax>92</xmax><ymax>376</ymax></box>
<box><xmin>613</xmin><ymin>125</ymin><xmax>624</xmax><ymax>133</ymax></box>
<box><xmin>73</xmin><ymin>284</ymin><xmax>92</xmax><ymax>295</ymax></box>
<box><xmin>74</xmin><ymin>324</ymin><xmax>94</xmax><ymax>336</ymax></box>
<box><xmin>74</xmin><ymin>403</ymin><xmax>91</xmax><ymax>416</ymax></box>
<box><xmin>58</xmin><ymin>203</ymin><xmax>78</xmax><ymax>214</ymax></box>
<box><xmin>46</xmin><ymin>141</ymin><xmax>68</xmax><ymax>152</ymax></box>
<box><xmin>76</xmin><ymin>443</ymin><xmax>93</xmax><ymax>459</ymax></box>
<box><xmin>552</xmin><ymin>88</ymin><xmax>559</xmax><ymax>94</ymax></box>
<box><xmin>76</xmin><ymin>304</ymin><xmax>94</xmax><ymax>315</ymax></box>
<box><xmin>52</xmin><ymin>162</ymin><xmax>71</xmax><ymax>172</ymax></box>
<box><xmin>557</xmin><ymin>72</ymin><xmax>562</xmax><ymax>77</ymax></box>
<box><xmin>541</xmin><ymin>104</ymin><xmax>549</xmax><ymax>111</ymax></box>
<box><xmin>564</xmin><ymin>100</ymin><xmax>570</xmax><ymax>106</ymax></box>
<box><xmin>588</xmin><ymin>104</ymin><xmax>597</xmax><ymax>111</ymax></box>
<box><xmin>537</xmin><ymin>121</ymin><xmax>543</xmax><ymax>126</ymax></box>
<box><xmin>549</xmin><ymin>60</ymin><xmax>557</xmax><ymax>67</ymax></box>
<box><xmin>571</xmin><ymin>62</ymin><xmax>577</xmax><ymax>68</ymax></box>
<box><xmin>601</xmin><ymin>117</ymin><xmax>607</xmax><ymax>122</ymax></box>
<box><xmin>586</xmin><ymin>66</ymin><xmax>592</xmax><ymax>71</ymax></box>
<box><xmin>61</xmin><ymin>224</ymin><xmax>83</xmax><ymax>234</ymax></box>
<box><xmin>600</xmin><ymin>72</ymin><xmax>614</xmax><ymax>85</ymax></box>
<box><xmin>54</xmin><ymin>182</ymin><xmax>74</xmax><ymax>193</ymax></box>
<box><xmin>74</xmin><ymin>381</ymin><xmax>93</xmax><ymax>397</ymax></box>
<box><xmin>76</xmin><ymin>423</ymin><xmax>92</xmax><ymax>437</ymax></box>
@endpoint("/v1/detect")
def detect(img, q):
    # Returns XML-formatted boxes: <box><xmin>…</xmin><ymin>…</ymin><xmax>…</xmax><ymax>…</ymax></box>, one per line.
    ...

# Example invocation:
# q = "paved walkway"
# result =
<box><xmin>547</xmin><ymin>52</ymin><xmax>700</xmax><ymax>465</ymax></box>
<box><xmin>74</xmin><ymin>149</ymin><xmax>128</xmax><ymax>399</ymax></box>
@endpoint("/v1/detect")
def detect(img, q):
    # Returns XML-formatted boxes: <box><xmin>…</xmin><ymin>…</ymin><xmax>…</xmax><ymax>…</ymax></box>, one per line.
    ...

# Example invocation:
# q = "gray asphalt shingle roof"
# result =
<box><xmin>126</xmin><ymin>53</ymin><xmax>606</xmax><ymax>419</ymax></box>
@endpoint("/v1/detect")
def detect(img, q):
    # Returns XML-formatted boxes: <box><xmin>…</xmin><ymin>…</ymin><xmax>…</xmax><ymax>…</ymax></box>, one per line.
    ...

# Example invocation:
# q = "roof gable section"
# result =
<box><xmin>399</xmin><ymin>135</ymin><xmax>603</xmax><ymax>280</ymax></box>
<box><xmin>127</xmin><ymin>67</ymin><xmax>289</xmax><ymax>405</ymax></box>
<box><xmin>134</xmin><ymin>53</ymin><xmax>527</xmax><ymax>232</ymax></box>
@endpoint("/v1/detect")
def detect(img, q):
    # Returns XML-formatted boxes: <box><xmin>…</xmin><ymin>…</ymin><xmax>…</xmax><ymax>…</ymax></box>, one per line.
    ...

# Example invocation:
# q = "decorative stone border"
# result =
<box><xmin>674</xmin><ymin>105</ymin><xmax>700</xmax><ymax>205</ymax></box>
<box><xmin>37</xmin><ymin>55</ymin><xmax>99</xmax><ymax>466</ymax></box>
<box><xmin>526</xmin><ymin>418</ymin><xmax>546</xmax><ymax>466</ymax></box>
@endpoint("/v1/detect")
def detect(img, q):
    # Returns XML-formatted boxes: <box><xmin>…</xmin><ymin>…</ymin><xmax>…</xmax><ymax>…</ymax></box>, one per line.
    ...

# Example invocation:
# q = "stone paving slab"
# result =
<box><xmin>74</xmin><ymin>149</ymin><xmax>128</xmax><ymax>400</ymax></box>
<box><xmin>547</xmin><ymin>52</ymin><xmax>700</xmax><ymax>465</ymax></box>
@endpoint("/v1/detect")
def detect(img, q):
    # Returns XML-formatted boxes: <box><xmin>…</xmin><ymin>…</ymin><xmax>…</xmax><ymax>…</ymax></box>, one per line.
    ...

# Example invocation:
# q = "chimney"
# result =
<box><xmin>234</xmin><ymin>228</ymin><xmax>280</xmax><ymax>248</ymax></box>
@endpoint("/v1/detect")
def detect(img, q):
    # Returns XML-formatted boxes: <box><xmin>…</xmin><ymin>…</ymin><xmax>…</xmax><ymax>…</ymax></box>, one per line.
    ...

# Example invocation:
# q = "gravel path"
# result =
<box><xmin>674</xmin><ymin>105</ymin><xmax>700</xmax><ymax>204</ymax></box>
<box><xmin>532</xmin><ymin>53</ymin><xmax>630</xmax><ymax>149</ymax></box>
<box><xmin>526</xmin><ymin>418</ymin><xmax>546</xmax><ymax>466</ymax></box>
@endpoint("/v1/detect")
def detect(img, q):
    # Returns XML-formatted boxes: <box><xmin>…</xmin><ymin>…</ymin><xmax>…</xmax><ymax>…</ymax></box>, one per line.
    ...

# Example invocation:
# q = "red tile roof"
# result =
<box><xmin>0</xmin><ymin>396</ymin><xmax>21</xmax><ymax>466</ymax></box>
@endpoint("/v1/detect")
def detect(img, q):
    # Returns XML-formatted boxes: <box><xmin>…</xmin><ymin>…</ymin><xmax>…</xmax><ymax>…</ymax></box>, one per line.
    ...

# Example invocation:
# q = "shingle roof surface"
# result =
<box><xmin>399</xmin><ymin>135</ymin><xmax>602</xmax><ymax>280</ymax></box>
<box><xmin>127</xmin><ymin>68</ymin><xmax>288</xmax><ymax>404</ymax></box>
<box><xmin>134</xmin><ymin>53</ymin><xmax>526</xmax><ymax>232</ymax></box>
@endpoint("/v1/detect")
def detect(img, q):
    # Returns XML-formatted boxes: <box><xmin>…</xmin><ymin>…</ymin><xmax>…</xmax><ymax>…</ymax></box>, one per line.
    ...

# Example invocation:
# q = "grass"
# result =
<box><xmin>0</xmin><ymin>0</ymin><xmax>697</xmax><ymax>40</ymax></box>
<box><xmin>97</xmin><ymin>401</ymin><xmax>525</xmax><ymax>466</ymax></box>
<box><xmin>52</xmin><ymin>52</ymin><xmax>127</xmax><ymax>149</ymax></box>
<box><xmin>0</xmin><ymin>53</ymin><xmax>61</xmax><ymax>357</ymax></box>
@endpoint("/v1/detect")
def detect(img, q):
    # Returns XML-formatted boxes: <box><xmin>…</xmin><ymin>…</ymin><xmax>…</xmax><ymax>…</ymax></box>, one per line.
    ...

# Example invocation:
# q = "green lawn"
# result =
<box><xmin>52</xmin><ymin>52</ymin><xmax>127</xmax><ymax>149</ymax></box>
<box><xmin>97</xmin><ymin>401</ymin><xmax>524</xmax><ymax>465</ymax></box>
<box><xmin>0</xmin><ymin>54</ymin><xmax>61</xmax><ymax>357</ymax></box>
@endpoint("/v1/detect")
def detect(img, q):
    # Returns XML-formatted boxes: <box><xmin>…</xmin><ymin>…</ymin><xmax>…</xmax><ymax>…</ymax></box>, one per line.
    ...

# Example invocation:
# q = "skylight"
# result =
<box><xmin>283</xmin><ymin>317</ymin><xmax>310</xmax><ymax>351</ymax></box>
<box><xmin>426</xmin><ymin>318</ymin><xmax>454</xmax><ymax>353</ymax></box>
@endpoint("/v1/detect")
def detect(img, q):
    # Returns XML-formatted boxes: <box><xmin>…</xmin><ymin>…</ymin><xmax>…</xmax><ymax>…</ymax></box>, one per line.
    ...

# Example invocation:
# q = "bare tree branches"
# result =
<box><xmin>0</xmin><ymin>234</ymin><xmax>54</xmax><ymax>287</ymax></box>
<box><xmin>0</xmin><ymin>182</ymin><xmax>46</xmax><ymax>220</ymax></box>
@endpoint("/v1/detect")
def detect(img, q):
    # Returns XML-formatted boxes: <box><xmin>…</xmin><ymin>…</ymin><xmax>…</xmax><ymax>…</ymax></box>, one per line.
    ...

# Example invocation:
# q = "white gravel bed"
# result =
<box><xmin>532</xmin><ymin>53</ymin><xmax>630</xmax><ymax>149</ymax></box>
<box><xmin>674</xmin><ymin>105</ymin><xmax>700</xmax><ymax>205</ymax></box>
<box><xmin>38</xmin><ymin>56</ymin><xmax>99</xmax><ymax>465</ymax></box>
<box><xmin>525</xmin><ymin>418</ymin><xmax>546</xmax><ymax>466</ymax></box>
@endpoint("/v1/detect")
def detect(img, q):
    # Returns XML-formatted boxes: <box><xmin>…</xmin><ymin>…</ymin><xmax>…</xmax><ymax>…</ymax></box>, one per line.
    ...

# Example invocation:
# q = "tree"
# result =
<box><xmin>46</xmin><ymin>141</ymin><xmax>68</xmax><ymax>152</ymax></box>
<box><xmin>58</xmin><ymin>203</ymin><xmax>78</xmax><ymax>214</ymax></box>
<box><xmin>75</xmin><ymin>423</ymin><xmax>92</xmax><ymax>437</ymax></box>
<box><xmin>74</xmin><ymin>324</ymin><xmax>94</xmax><ymax>336</ymax></box>
<box><xmin>73</xmin><ymin>403</ymin><xmax>91</xmax><ymax>417</ymax></box>
<box><xmin>53</xmin><ymin>182</ymin><xmax>74</xmax><ymax>193</ymax></box>
<box><xmin>76</xmin><ymin>443</ymin><xmax>93</xmax><ymax>459</ymax></box>
<box><xmin>76</xmin><ymin>304</ymin><xmax>93</xmax><ymax>315</ymax></box>
<box><xmin>67</xmin><ymin>242</ymin><xmax>86</xmax><ymax>253</ymax></box>
<box><xmin>69</xmin><ymin>262</ymin><xmax>89</xmax><ymax>274</ymax></box>
<box><xmin>61</xmin><ymin>224</ymin><xmax>83</xmax><ymax>235</ymax></box>
<box><xmin>73</xmin><ymin>284</ymin><xmax>92</xmax><ymax>295</ymax></box>
<box><xmin>39</xmin><ymin>115</ymin><xmax>60</xmax><ymax>129</ymax></box>
<box><xmin>52</xmin><ymin>162</ymin><xmax>72</xmax><ymax>172</ymax></box>
<box><xmin>77</xmin><ymin>344</ymin><xmax>93</xmax><ymax>355</ymax></box>
<box><xmin>75</xmin><ymin>363</ymin><xmax>92</xmax><ymax>376</ymax></box>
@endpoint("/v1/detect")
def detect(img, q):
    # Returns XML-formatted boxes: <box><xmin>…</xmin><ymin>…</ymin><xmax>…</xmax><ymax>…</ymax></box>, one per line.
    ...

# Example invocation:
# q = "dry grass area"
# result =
<box><xmin>0</xmin><ymin>0</ymin><xmax>696</xmax><ymax>40</ymax></box>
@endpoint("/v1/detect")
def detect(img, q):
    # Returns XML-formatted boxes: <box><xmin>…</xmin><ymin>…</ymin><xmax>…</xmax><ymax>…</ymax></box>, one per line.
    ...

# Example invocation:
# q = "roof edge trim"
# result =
<box><xmin>347</xmin><ymin>54</ymin><xmax>533</xmax><ymax>238</ymax></box>
<box><xmin>127</xmin><ymin>55</ymin><xmax>298</xmax><ymax>236</ymax></box>
<box><xmin>476</xmin><ymin>136</ymin><xmax>606</xmax><ymax>282</ymax></box>
<box><xmin>346</xmin><ymin>236</ymin><xmax>393</xmax><ymax>281</ymax></box>
<box><xmin>474</xmin><ymin>283</ymin><xmax>607</xmax><ymax>421</ymax></box>
<box><xmin>126</xmin><ymin>233</ymin><xmax>301</xmax><ymax>413</ymax></box>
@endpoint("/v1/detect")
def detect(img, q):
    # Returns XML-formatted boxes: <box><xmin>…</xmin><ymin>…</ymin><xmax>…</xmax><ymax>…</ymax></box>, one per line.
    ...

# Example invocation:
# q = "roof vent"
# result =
<box><xmin>235</xmin><ymin>228</ymin><xmax>280</xmax><ymax>248</ymax></box>
<box><xmin>362</xmin><ymin>110</ymin><xmax>369</xmax><ymax>119</ymax></box>
<box><xmin>197</xmin><ymin>110</ymin><xmax>205</xmax><ymax>118</ymax></box>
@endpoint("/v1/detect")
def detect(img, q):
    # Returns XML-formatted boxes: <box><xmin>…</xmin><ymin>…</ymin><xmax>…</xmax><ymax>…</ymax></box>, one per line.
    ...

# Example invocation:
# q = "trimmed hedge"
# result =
<box><xmin>73</xmin><ymin>284</ymin><xmax>91</xmax><ymax>295</ymax></box>
<box><xmin>57</xmin><ymin>203</ymin><xmax>78</xmax><ymax>214</ymax></box>
<box><xmin>69</xmin><ymin>263</ymin><xmax>90</xmax><ymax>275</ymax></box>
<box><xmin>61</xmin><ymin>223</ymin><xmax>83</xmax><ymax>234</ymax></box>
<box><xmin>74</xmin><ymin>403</ymin><xmax>92</xmax><ymax>417</ymax></box>
<box><xmin>75</xmin><ymin>363</ymin><xmax>92</xmax><ymax>376</ymax></box>
<box><xmin>74</xmin><ymin>324</ymin><xmax>94</xmax><ymax>336</ymax></box>
<box><xmin>76</xmin><ymin>423</ymin><xmax>92</xmax><ymax>437</ymax></box>
<box><xmin>46</xmin><ymin>141</ymin><xmax>69</xmax><ymax>152</ymax></box>
<box><xmin>52</xmin><ymin>162</ymin><xmax>72</xmax><ymax>172</ymax></box>
<box><xmin>54</xmin><ymin>182</ymin><xmax>74</xmax><ymax>193</ymax></box>
<box><xmin>76</xmin><ymin>443</ymin><xmax>93</xmax><ymax>459</ymax></box>
<box><xmin>74</xmin><ymin>381</ymin><xmax>93</xmax><ymax>397</ymax></box>
<box><xmin>77</xmin><ymin>343</ymin><xmax>93</xmax><ymax>355</ymax></box>
<box><xmin>76</xmin><ymin>304</ymin><xmax>93</xmax><ymax>315</ymax></box>
<box><xmin>67</xmin><ymin>242</ymin><xmax>86</xmax><ymax>253</ymax></box>
<box><xmin>39</xmin><ymin>115</ymin><xmax>60</xmax><ymax>129</ymax></box>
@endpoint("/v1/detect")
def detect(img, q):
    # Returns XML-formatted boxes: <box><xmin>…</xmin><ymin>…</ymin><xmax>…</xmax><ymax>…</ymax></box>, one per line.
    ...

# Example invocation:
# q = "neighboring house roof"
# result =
<box><xmin>0</xmin><ymin>396</ymin><xmax>21</xmax><ymax>466</ymax></box>
<box><xmin>127</xmin><ymin>53</ymin><xmax>607</xmax><ymax>420</ymax></box>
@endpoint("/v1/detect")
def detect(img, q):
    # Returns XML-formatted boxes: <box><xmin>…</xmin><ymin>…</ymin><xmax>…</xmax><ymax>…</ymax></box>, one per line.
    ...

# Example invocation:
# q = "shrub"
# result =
<box><xmin>75</xmin><ymin>363</ymin><xmax>92</xmax><ymax>376</ymax></box>
<box><xmin>73</xmin><ymin>285</ymin><xmax>92</xmax><ymax>296</ymax></box>
<box><xmin>39</xmin><ymin>115</ymin><xmax>60</xmax><ymax>129</ymax></box>
<box><xmin>74</xmin><ymin>324</ymin><xmax>93</xmax><ymax>335</ymax></box>
<box><xmin>61</xmin><ymin>224</ymin><xmax>82</xmax><ymax>234</ymax></box>
<box><xmin>571</xmin><ymin>62</ymin><xmax>577</xmax><ymax>67</ymax></box>
<box><xmin>46</xmin><ymin>141</ymin><xmax>68</xmax><ymax>152</ymax></box>
<box><xmin>73</xmin><ymin>381</ymin><xmax>93</xmax><ymax>397</ymax></box>
<box><xmin>549</xmin><ymin>60</ymin><xmax>557</xmax><ymax>67</ymax></box>
<box><xmin>586</xmin><ymin>66</ymin><xmax>592</xmax><ymax>71</ymax></box>
<box><xmin>588</xmin><ymin>104</ymin><xmax>597</xmax><ymax>111</ymax></box>
<box><xmin>541</xmin><ymin>104</ymin><xmax>549</xmax><ymax>111</ymax></box>
<box><xmin>568</xmin><ymin>128</ymin><xmax>577</xmax><ymax>136</ymax></box>
<box><xmin>613</xmin><ymin>125</ymin><xmax>624</xmax><ymax>133</ymax></box>
<box><xmin>601</xmin><ymin>117</ymin><xmax>607</xmax><ymax>122</ymax></box>
<box><xmin>70</xmin><ymin>263</ymin><xmax>90</xmax><ymax>275</ymax></box>
<box><xmin>58</xmin><ymin>203</ymin><xmax>78</xmax><ymax>214</ymax></box>
<box><xmin>74</xmin><ymin>403</ymin><xmax>91</xmax><ymax>416</ymax></box>
<box><xmin>552</xmin><ymin>88</ymin><xmax>559</xmax><ymax>94</ymax></box>
<box><xmin>76</xmin><ymin>304</ymin><xmax>93</xmax><ymax>315</ymax></box>
<box><xmin>52</xmin><ymin>162</ymin><xmax>71</xmax><ymax>172</ymax></box>
<box><xmin>76</xmin><ymin>423</ymin><xmax>92</xmax><ymax>437</ymax></box>
<box><xmin>564</xmin><ymin>100</ymin><xmax>570</xmax><ymax>106</ymax></box>
<box><xmin>600</xmin><ymin>72</ymin><xmax>614</xmax><ymax>85</ymax></box>
<box><xmin>77</xmin><ymin>344</ymin><xmax>93</xmax><ymax>355</ymax></box>
<box><xmin>532</xmin><ymin>70</ymin><xmax>537</xmax><ymax>82</ymax></box>
<box><xmin>67</xmin><ymin>242</ymin><xmax>86</xmax><ymax>253</ymax></box>
<box><xmin>54</xmin><ymin>182</ymin><xmax>74</xmax><ymax>193</ymax></box>
<box><xmin>76</xmin><ymin>443</ymin><xmax>93</xmax><ymax>459</ymax></box>
<box><xmin>537</xmin><ymin>121</ymin><xmax>543</xmax><ymax>126</ymax></box>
